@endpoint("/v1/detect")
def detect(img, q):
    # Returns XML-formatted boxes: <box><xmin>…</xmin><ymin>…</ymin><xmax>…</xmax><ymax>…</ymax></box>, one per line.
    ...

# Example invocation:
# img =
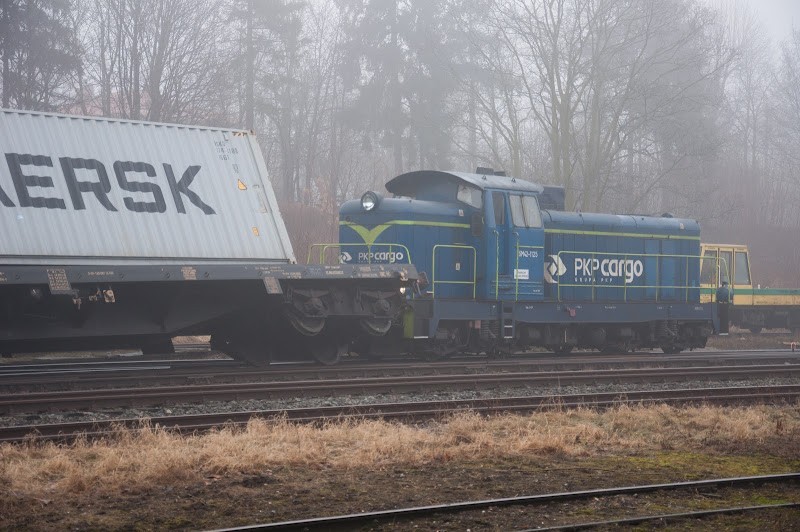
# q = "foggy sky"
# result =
<box><xmin>742</xmin><ymin>0</ymin><xmax>799</xmax><ymax>40</ymax></box>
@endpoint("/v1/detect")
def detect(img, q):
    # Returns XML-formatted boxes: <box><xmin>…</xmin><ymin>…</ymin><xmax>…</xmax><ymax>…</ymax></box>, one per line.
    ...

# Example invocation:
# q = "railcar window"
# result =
<box><xmin>457</xmin><ymin>184</ymin><xmax>482</xmax><ymax>208</ymax></box>
<box><xmin>719</xmin><ymin>250</ymin><xmax>732</xmax><ymax>285</ymax></box>
<box><xmin>701</xmin><ymin>250</ymin><xmax>717</xmax><ymax>284</ymax></box>
<box><xmin>522</xmin><ymin>196</ymin><xmax>542</xmax><ymax>228</ymax></box>
<box><xmin>509</xmin><ymin>195</ymin><xmax>543</xmax><ymax>228</ymax></box>
<box><xmin>492</xmin><ymin>193</ymin><xmax>505</xmax><ymax>225</ymax></box>
<box><xmin>510</xmin><ymin>195</ymin><xmax>525</xmax><ymax>227</ymax></box>
<box><xmin>735</xmin><ymin>251</ymin><xmax>751</xmax><ymax>285</ymax></box>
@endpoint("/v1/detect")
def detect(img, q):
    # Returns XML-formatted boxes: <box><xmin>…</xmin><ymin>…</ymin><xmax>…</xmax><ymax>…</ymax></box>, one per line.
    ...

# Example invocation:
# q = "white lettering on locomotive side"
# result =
<box><xmin>518</xmin><ymin>249</ymin><xmax>539</xmax><ymax>258</ymax></box>
<box><xmin>357</xmin><ymin>251</ymin><xmax>405</xmax><ymax>263</ymax></box>
<box><xmin>573</xmin><ymin>257</ymin><xmax>644</xmax><ymax>284</ymax></box>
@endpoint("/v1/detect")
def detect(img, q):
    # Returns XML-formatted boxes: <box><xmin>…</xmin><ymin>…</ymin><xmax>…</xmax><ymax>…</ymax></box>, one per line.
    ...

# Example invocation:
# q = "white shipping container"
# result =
<box><xmin>0</xmin><ymin>109</ymin><xmax>295</xmax><ymax>265</ymax></box>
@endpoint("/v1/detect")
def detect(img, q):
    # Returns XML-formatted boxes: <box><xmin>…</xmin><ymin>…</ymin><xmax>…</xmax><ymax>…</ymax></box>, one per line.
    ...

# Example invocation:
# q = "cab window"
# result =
<box><xmin>701</xmin><ymin>250</ymin><xmax>717</xmax><ymax>284</ymax></box>
<box><xmin>457</xmin><ymin>184</ymin><xmax>482</xmax><ymax>209</ymax></box>
<box><xmin>734</xmin><ymin>251</ymin><xmax>751</xmax><ymax>285</ymax></box>
<box><xmin>719</xmin><ymin>250</ymin><xmax>732</xmax><ymax>285</ymax></box>
<box><xmin>492</xmin><ymin>192</ymin><xmax>505</xmax><ymax>225</ymax></box>
<box><xmin>522</xmin><ymin>196</ymin><xmax>542</xmax><ymax>227</ymax></box>
<box><xmin>510</xmin><ymin>195</ymin><xmax>543</xmax><ymax>228</ymax></box>
<box><xmin>510</xmin><ymin>195</ymin><xmax>525</xmax><ymax>227</ymax></box>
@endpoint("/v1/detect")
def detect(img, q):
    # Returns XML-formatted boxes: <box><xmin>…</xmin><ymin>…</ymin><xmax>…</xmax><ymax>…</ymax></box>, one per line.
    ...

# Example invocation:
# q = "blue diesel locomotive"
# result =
<box><xmin>338</xmin><ymin>169</ymin><xmax>719</xmax><ymax>357</ymax></box>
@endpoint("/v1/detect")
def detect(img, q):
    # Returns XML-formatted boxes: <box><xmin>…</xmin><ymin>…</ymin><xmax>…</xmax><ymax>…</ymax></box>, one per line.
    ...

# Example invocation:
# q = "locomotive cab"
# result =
<box><xmin>482</xmin><ymin>187</ymin><xmax>545</xmax><ymax>301</ymax></box>
<box><xmin>339</xmin><ymin>169</ymin><xmax>546</xmax><ymax>302</ymax></box>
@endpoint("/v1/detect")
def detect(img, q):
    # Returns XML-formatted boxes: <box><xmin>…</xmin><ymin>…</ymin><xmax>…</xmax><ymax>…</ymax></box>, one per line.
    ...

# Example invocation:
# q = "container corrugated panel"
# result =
<box><xmin>0</xmin><ymin>109</ymin><xmax>295</xmax><ymax>265</ymax></box>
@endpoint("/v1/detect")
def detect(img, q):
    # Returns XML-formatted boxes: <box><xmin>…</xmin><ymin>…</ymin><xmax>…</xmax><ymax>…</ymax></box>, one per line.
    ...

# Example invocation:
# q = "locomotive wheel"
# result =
<box><xmin>553</xmin><ymin>345</ymin><xmax>573</xmax><ymax>355</ymax></box>
<box><xmin>749</xmin><ymin>327</ymin><xmax>763</xmax><ymax>334</ymax></box>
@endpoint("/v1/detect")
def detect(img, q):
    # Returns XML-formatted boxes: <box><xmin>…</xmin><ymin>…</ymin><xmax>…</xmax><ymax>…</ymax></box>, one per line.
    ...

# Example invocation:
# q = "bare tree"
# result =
<box><xmin>79</xmin><ymin>0</ymin><xmax>225</xmax><ymax>123</ymax></box>
<box><xmin>483</xmin><ymin>0</ymin><xmax>728</xmax><ymax>213</ymax></box>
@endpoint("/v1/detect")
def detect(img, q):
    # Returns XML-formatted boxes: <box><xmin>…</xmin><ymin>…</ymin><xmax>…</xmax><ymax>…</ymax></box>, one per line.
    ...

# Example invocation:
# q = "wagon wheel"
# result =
<box><xmin>352</xmin><ymin>336</ymin><xmax>384</xmax><ymax>361</ymax></box>
<box><xmin>600</xmin><ymin>342</ymin><xmax>633</xmax><ymax>355</ymax></box>
<box><xmin>660</xmin><ymin>345</ymin><xmax>683</xmax><ymax>354</ymax></box>
<box><xmin>553</xmin><ymin>345</ymin><xmax>573</xmax><ymax>355</ymax></box>
<box><xmin>311</xmin><ymin>342</ymin><xmax>347</xmax><ymax>366</ymax></box>
<box><xmin>140</xmin><ymin>337</ymin><xmax>175</xmax><ymax>355</ymax></box>
<box><xmin>211</xmin><ymin>333</ymin><xmax>272</xmax><ymax>366</ymax></box>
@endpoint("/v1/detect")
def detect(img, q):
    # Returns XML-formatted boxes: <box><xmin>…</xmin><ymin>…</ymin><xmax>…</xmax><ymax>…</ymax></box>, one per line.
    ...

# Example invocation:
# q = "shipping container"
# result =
<box><xmin>0</xmin><ymin>109</ymin><xmax>295</xmax><ymax>265</ymax></box>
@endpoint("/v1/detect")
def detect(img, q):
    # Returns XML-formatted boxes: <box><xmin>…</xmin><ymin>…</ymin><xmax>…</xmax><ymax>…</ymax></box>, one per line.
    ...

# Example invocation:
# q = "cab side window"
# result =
<box><xmin>492</xmin><ymin>192</ymin><xmax>505</xmax><ymax>225</ymax></box>
<box><xmin>701</xmin><ymin>250</ymin><xmax>717</xmax><ymax>285</ymax></box>
<box><xmin>734</xmin><ymin>251</ymin><xmax>751</xmax><ymax>285</ymax></box>
<box><xmin>719</xmin><ymin>250</ymin><xmax>732</xmax><ymax>285</ymax></box>
<box><xmin>457</xmin><ymin>184</ymin><xmax>483</xmax><ymax>209</ymax></box>
<box><xmin>522</xmin><ymin>196</ymin><xmax>542</xmax><ymax>228</ymax></box>
<box><xmin>510</xmin><ymin>194</ymin><xmax>543</xmax><ymax>228</ymax></box>
<box><xmin>510</xmin><ymin>195</ymin><xmax>525</xmax><ymax>227</ymax></box>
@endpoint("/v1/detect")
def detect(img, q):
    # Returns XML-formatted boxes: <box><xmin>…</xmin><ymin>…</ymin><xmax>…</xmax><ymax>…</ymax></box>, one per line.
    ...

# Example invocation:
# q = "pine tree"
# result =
<box><xmin>0</xmin><ymin>0</ymin><xmax>81</xmax><ymax>110</ymax></box>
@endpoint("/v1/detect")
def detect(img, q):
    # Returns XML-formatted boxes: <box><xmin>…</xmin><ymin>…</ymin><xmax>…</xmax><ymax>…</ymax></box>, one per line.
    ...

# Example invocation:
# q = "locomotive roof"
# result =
<box><xmin>386</xmin><ymin>170</ymin><xmax>544</xmax><ymax>196</ymax></box>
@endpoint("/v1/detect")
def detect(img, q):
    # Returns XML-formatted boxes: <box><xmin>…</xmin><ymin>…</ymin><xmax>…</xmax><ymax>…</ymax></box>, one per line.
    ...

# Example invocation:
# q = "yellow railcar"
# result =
<box><xmin>700</xmin><ymin>243</ymin><xmax>800</xmax><ymax>333</ymax></box>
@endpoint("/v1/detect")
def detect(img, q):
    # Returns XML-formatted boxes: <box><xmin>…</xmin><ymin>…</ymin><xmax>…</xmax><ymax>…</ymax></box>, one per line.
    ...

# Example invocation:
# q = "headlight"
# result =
<box><xmin>361</xmin><ymin>191</ymin><xmax>381</xmax><ymax>211</ymax></box>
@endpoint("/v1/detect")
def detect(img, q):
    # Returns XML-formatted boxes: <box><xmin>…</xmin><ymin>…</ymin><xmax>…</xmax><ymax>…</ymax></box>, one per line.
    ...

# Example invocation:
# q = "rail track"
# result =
<box><xmin>3</xmin><ymin>363</ymin><xmax>800</xmax><ymax>414</ymax></box>
<box><xmin>3</xmin><ymin>350</ymin><xmax>799</xmax><ymax>393</ymax></box>
<box><xmin>208</xmin><ymin>473</ymin><xmax>800</xmax><ymax>531</ymax></box>
<box><xmin>2</xmin><ymin>385</ymin><xmax>799</xmax><ymax>443</ymax></box>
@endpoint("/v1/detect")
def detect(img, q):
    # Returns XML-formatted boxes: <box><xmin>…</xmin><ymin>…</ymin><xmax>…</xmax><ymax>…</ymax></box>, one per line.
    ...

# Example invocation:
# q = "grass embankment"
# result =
<box><xmin>2</xmin><ymin>404</ymin><xmax>799</xmax><ymax>495</ymax></box>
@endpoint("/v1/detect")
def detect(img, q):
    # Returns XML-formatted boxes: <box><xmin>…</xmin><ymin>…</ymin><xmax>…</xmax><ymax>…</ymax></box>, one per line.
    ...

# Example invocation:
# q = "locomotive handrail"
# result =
<box><xmin>306</xmin><ymin>243</ymin><xmax>412</xmax><ymax>265</ymax></box>
<box><xmin>553</xmin><ymin>251</ymin><xmax>726</xmax><ymax>303</ymax></box>
<box><xmin>492</xmin><ymin>229</ymin><xmax>500</xmax><ymax>300</ymax></box>
<box><xmin>431</xmin><ymin>244</ymin><xmax>477</xmax><ymax>299</ymax></box>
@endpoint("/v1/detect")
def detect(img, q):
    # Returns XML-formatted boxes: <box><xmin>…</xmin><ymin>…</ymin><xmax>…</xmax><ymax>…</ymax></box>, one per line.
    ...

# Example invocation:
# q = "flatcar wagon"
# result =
<box><xmin>338</xmin><ymin>169</ymin><xmax>721</xmax><ymax>356</ymax></box>
<box><xmin>700</xmin><ymin>243</ymin><xmax>800</xmax><ymax>333</ymax></box>
<box><xmin>0</xmin><ymin>109</ymin><xmax>415</xmax><ymax>364</ymax></box>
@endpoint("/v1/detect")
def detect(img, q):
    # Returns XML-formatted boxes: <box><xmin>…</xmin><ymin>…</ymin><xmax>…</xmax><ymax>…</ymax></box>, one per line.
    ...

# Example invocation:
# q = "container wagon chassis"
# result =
<box><xmin>0</xmin><ymin>262</ymin><xmax>416</xmax><ymax>365</ymax></box>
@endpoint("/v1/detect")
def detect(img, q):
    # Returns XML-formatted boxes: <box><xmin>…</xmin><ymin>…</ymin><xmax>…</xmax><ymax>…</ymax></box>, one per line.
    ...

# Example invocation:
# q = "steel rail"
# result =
<box><xmin>0</xmin><ymin>358</ymin><xmax>239</xmax><ymax>377</ymax></box>
<box><xmin>2</xmin><ymin>385</ymin><xmax>799</xmax><ymax>443</ymax></box>
<box><xmin>3</xmin><ymin>351</ymin><xmax>797</xmax><ymax>392</ymax></box>
<box><xmin>531</xmin><ymin>503</ymin><xmax>800</xmax><ymax>531</ymax></box>
<box><xmin>3</xmin><ymin>364</ymin><xmax>800</xmax><ymax>413</ymax></box>
<box><xmin>207</xmin><ymin>473</ymin><xmax>800</xmax><ymax>531</ymax></box>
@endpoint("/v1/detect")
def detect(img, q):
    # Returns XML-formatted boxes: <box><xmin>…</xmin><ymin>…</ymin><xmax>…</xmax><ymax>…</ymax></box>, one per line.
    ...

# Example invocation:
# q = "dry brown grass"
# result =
<box><xmin>1</xmin><ymin>404</ymin><xmax>798</xmax><ymax>500</ymax></box>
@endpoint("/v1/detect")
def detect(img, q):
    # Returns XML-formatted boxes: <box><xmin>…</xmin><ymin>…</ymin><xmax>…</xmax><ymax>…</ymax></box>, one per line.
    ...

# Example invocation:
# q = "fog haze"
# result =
<box><xmin>742</xmin><ymin>0</ymin><xmax>799</xmax><ymax>40</ymax></box>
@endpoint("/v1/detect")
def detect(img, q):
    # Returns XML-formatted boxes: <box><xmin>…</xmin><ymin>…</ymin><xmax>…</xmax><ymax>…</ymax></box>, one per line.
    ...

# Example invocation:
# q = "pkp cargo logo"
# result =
<box><xmin>543</xmin><ymin>255</ymin><xmax>567</xmax><ymax>284</ymax></box>
<box><xmin>358</xmin><ymin>251</ymin><xmax>405</xmax><ymax>263</ymax></box>
<box><xmin>339</xmin><ymin>250</ymin><xmax>405</xmax><ymax>264</ymax></box>
<box><xmin>544</xmin><ymin>254</ymin><xmax>645</xmax><ymax>284</ymax></box>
